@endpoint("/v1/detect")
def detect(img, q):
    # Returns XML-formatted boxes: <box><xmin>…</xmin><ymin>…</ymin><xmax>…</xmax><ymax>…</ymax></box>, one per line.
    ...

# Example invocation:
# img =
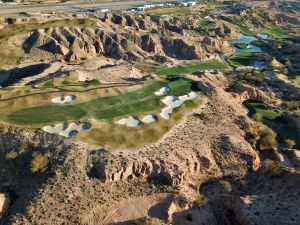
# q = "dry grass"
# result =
<box><xmin>77</xmin><ymin>98</ymin><xmax>201</xmax><ymax>149</ymax></box>
<box><xmin>0</xmin><ymin>43</ymin><xmax>24</xmax><ymax>69</ymax></box>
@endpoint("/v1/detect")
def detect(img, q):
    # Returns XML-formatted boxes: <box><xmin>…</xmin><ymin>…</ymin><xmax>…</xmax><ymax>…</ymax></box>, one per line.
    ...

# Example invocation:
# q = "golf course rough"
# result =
<box><xmin>8</xmin><ymin>79</ymin><xmax>200</xmax><ymax>125</ymax></box>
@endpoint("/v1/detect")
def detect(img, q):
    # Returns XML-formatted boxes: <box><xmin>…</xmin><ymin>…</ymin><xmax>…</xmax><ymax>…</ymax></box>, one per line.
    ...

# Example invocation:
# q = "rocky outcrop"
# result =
<box><xmin>6</xmin><ymin>13</ymin><xmax>234</xmax><ymax>63</ymax></box>
<box><xmin>0</xmin><ymin>193</ymin><xmax>10</xmax><ymax>217</ymax></box>
<box><xmin>217</xmin><ymin>170</ymin><xmax>300</xmax><ymax>225</ymax></box>
<box><xmin>275</xmin><ymin>13</ymin><xmax>300</xmax><ymax>25</ymax></box>
<box><xmin>286</xmin><ymin>149</ymin><xmax>300</xmax><ymax>167</ymax></box>
<box><xmin>228</xmin><ymin>83</ymin><xmax>279</xmax><ymax>105</ymax></box>
<box><xmin>88</xmin><ymin>72</ymin><xmax>260</xmax><ymax>187</ymax></box>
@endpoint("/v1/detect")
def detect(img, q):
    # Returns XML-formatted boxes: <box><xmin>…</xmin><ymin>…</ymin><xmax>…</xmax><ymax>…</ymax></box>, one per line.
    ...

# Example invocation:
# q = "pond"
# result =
<box><xmin>257</xmin><ymin>33</ymin><xmax>270</xmax><ymax>40</ymax></box>
<box><xmin>231</xmin><ymin>34</ymin><xmax>262</xmax><ymax>54</ymax></box>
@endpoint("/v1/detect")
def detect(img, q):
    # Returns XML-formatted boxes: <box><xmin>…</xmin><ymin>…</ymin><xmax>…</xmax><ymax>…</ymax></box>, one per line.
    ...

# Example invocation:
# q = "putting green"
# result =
<box><xmin>8</xmin><ymin>79</ymin><xmax>198</xmax><ymax>125</ymax></box>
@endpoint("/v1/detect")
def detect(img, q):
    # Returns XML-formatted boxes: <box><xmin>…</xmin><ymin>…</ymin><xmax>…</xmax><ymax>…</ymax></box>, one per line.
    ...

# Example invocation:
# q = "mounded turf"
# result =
<box><xmin>244</xmin><ymin>101</ymin><xmax>281</xmax><ymax>120</ymax></box>
<box><xmin>244</xmin><ymin>100</ymin><xmax>298</xmax><ymax>143</ymax></box>
<box><xmin>0</xmin><ymin>19</ymin><xmax>96</xmax><ymax>40</ymax></box>
<box><xmin>8</xmin><ymin>79</ymin><xmax>198</xmax><ymax>125</ymax></box>
<box><xmin>144</xmin><ymin>7</ymin><xmax>191</xmax><ymax>17</ymax></box>
<box><xmin>155</xmin><ymin>60</ymin><xmax>228</xmax><ymax>76</ymax></box>
<box><xmin>0</xmin><ymin>43</ymin><xmax>24</xmax><ymax>69</ymax></box>
<box><xmin>229</xmin><ymin>52</ymin><xmax>257</xmax><ymax>67</ymax></box>
<box><xmin>261</xmin><ymin>24</ymin><xmax>289</xmax><ymax>39</ymax></box>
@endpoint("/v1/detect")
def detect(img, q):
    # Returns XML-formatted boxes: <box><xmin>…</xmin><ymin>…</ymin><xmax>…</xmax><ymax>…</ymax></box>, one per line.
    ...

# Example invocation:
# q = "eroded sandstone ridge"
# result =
<box><xmin>3</xmin><ymin>13</ymin><xmax>234</xmax><ymax>64</ymax></box>
<box><xmin>88</xmin><ymin>72</ymin><xmax>260</xmax><ymax>187</ymax></box>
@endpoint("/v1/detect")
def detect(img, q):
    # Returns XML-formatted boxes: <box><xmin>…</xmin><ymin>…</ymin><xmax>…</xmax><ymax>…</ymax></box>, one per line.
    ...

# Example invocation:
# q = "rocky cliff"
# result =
<box><xmin>4</xmin><ymin>13</ymin><xmax>234</xmax><ymax>64</ymax></box>
<box><xmin>88</xmin><ymin>72</ymin><xmax>260</xmax><ymax>187</ymax></box>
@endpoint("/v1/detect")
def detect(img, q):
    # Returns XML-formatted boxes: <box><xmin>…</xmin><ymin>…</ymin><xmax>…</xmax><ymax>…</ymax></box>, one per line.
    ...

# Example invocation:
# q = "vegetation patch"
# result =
<box><xmin>0</xmin><ymin>43</ymin><xmax>24</xmax><ymax>69</ymax></box>
<box><xmin>144</xmin><ymin>7</ymin><xmax>191</xmax><ymax>17</ymax></box>
<box><xmin>155</xmin><ymin>60</ymin><xmax>228</xmax><ymax>76</ymax></box>
<box><xmin>7</xmin><ymin>79</ymin><xmax>197</xmax><ymax>125</ymax></box>
<box><xmin>261</xmin><ymin>24</ymin><xmax>289</xmax><ymax>39</ymax></box>
<box><xmin>230</xmin><ymin>16</ymin><xmax>255</xmax><ymax>36</ymax></box>
<box><xmin>0</xmin><ymin>18</ymin><xmax>96</xmax><ymax>40</ymax></box>
<box><xmin>198</xmin><ymin>19</ymin><xmax>215</xmax><ymax>28</ymax></box>
<box><xmin>233</xmin><ymin>43</ymin><xmax>248</xmax><ymax>49</ymax></box>
<box><xmin>244</xmin><ymin>100</ymin><xmax>298</xmax><ymax>147</ymax></box>
<box><xmin>291</xmin><ymin>76</ymin><xmax>300</xmax><ymax>88</ymax></box>
<box><xmin>229</xmin><ymin>52</ymin><xmax>258</xmax><ymax>67</ymax></box>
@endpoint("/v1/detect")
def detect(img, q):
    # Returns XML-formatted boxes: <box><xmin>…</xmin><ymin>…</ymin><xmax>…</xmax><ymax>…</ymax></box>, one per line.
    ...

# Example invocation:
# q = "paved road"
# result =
<box><xmin>0</xmin><ymin>0</ymin><xmax>178</xmax><ymax>16</ymax></box>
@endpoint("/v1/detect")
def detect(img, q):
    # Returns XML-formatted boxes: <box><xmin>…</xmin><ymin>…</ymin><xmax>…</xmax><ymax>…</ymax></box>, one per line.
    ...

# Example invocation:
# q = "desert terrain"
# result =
<box><xmin>0</xmin><ymin>0</ymin><xmax>299</xmax><ymax>224</ymax></box>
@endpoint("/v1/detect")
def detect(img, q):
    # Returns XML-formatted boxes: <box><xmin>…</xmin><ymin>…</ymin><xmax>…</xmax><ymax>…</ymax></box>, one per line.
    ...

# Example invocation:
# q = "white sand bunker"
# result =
<box><xmin>43</xmin><ymin>122</ymin><xmax>92</xmax><ymax>137</ymax></box>
<box><xmin>52</xmin><ymin>95</ymin><xmax>76</xmax><ymax>104</ymax></box>
<box><xmin>160</xmin><ymin>92</ymin><xmax>198</xmax><ymax>120</ymax></box>
<box><xmin>141</xmin><ymin>115</ymin><xmax>157</xmax><ymax>123</ymax></box>
<box><xmin>118</xmin><ymin>116</ymin><xmax>140</xmax><ymax>127</ymax></box>
<box><xmin>154</xmin><ymin>86</ymin><xmax>171</xmax><ymax>96</ymax></box>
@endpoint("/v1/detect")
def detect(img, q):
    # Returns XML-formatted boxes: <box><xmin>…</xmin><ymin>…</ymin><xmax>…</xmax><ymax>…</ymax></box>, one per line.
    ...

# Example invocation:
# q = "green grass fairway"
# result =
<box><xmin>0</xmin><ymin>43</ymin><xmax>24</xmax><ymax>69</ymax></box>
<box><xmin>230</xmin><ymin>16</ymin><xmax>255</xmax><ymax>36</ymax></box>
<box><xmin>233</xmin><ymin>43</ymin><xmax>248</xmax><ymax>49</ymax></box>
<box><xmin>198</xmin><ymin>19</ymin><xmax>215</xmax><ymax>28</ymax></box>
<box><xmin>229</xmin><ymin>52</ymin><xmax>257</xmax><ymax>67</ymax></box>
<box><xmin>261</xmin><ymin>24</ymin><xmax>289</xmax><ymax>39</ymax></box>
<box><xmin>144</xmin><ymin>7</ymin><xmax>191</xmax><ymax>17</ymax></box>
<box><xmin>292</xmin><ymin>76</ymin><xmax>300</xmax><ymax>88</ymax></box>
<box><xmin>244</xmin><ymin>101</ymin><xmax>281</xmax><ymax>120</ymax></box>
<box><xmin>155</xmin><ymin>60</ymin><xmax>228</xmax><ymax>76</ymax></box>
<box><xmin>244</xmin><ymin>100</ymin><xmax>298</xmax><ymax>144</ymax></box>
<box><xmin>0</xmin><ymin>19</ymin><xmax>96</xmax><ymax>40</ymax></box>
<box><xmin>8</xmin><ymin>79</ymin><xmax>197</xmax><ymax>125</ymax></box>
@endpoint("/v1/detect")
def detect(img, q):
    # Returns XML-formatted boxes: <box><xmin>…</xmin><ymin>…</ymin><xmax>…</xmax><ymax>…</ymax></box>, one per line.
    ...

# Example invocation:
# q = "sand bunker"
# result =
<box><xmin>154</xmin><ymin>86</ymin><xmax>171</xmax><ymax>96</ymax></box>
<box><xmin>160</xmin><ymin>92</ymin><xmax>198</xmax><ymax>120</ymax></box>
<box><xmin>141</xmin><ymin>115</ymin><xmax>157</xmax><ymax>123</ymax></box>
<box><xmin>118</xmin><ymin>116</ymin><xmax>140</xmax><ymax>127</ymax></box>
<box><xmin>52</xmin><ymin>95</ymin><xmax>76</xmax><ymax>104</ymax></box>
<box><xmin>43</xmin><ymin>122</ymin><xmax>91</xmax><ymax>137</ymax></box>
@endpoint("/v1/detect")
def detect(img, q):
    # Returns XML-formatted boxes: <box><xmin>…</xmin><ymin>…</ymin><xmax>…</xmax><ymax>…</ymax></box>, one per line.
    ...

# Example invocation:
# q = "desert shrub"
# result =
<box><xmin>219</xmin><ymin>180</ymin><xmax>232</xmax><ymax>192</ymax></box>
<box><xmin>133</xmin><ymin>218</ymin><xmax>162</xmax><ymax>225</ymax></box>
<box><xmin>244</xmin><ymin>126</ymin><xmax>260</xmax><ymax>146</ymax></box>
<box><xmin>193</xmin><ymin>194</ymin><xmax>208</xmax><ymax>207</ymax></box>
<box><xmin>293</xmin><ymin>110</ymin><xmax>300</xmax><ymax>117</ymax></box>
<box><xmin>252</xmin><ymin>113</ymin><xmax>262</xmax><ymax>122</ymax></box>
<box><xmin>262</xmin><ymin>159</ymin><xmax>282</xmax><ymax>177</ymax></box>
<box><xmin>194</xmin><ymin>111</ymin><xmax>209</xmax><ymax>120</ymax></box>
<box><xmin>173</xmin><ymin>192</ymin><xmax>189</xmax><ymax>208</ymax></box>
<box><xmin>285</xmin><ymin>139</ymin><xmax>295</xmax><ymax>149</ymax></box>
<box><xmin>185</xmin><ymin>213</ymin><xmax>193</xmax><ymax>221</ymax></box>
<box><xmin>5</xmin><ymin>151</ymin><xmax>18</xmax><ymax>159</ymax></box>
<box><xmin>184</xmin><ymin>100</ymin><xmax>197</xmax><ymax>108</ymax></box>
<box><xmin>88</xmin><ymin>79</ymin><xmax>100</xmax><ymax>85</ymax></box>
<box><xmin>259</xmin><ymin>127</ymin><xmax>277</xmax><ymax>150</ymax></box>
<box><xmin>30</xmin><ymin>153</ymin><xmax>49</xmax><ymax>173</ymax></box>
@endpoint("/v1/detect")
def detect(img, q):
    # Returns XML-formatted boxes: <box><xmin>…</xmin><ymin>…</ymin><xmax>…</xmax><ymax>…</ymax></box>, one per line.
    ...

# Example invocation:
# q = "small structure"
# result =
<box><xmin>181</xmin><ymin>1</ymin><xmax>196</xmax><ymax>7</ymax></box>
